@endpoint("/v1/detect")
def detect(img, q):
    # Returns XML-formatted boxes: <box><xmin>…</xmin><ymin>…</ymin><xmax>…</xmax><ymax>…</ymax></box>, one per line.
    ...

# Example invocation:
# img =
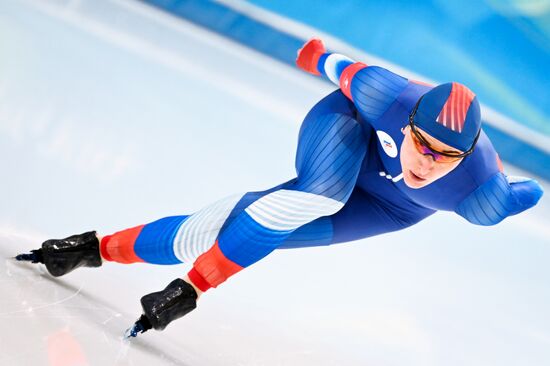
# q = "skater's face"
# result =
<box><xmin>400</xmin><ymin>125</ymin><xmax>464</xmax><ymax>189</ymax></box>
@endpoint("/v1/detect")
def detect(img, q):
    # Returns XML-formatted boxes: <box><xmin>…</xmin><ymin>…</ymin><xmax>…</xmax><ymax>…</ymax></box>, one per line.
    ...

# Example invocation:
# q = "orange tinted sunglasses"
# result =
<box><xmin>409</xmin><ymin>127</ymin><xmax>463</xmax><ymax>163</ymax></box>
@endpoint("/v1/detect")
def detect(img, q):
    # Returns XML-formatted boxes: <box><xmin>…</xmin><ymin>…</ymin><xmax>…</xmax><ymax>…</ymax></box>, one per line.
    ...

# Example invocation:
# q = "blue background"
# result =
<box><xmin>248</xmin><ymin>0</ymin><xmax>550</xmax><ymax>135</ymax></box>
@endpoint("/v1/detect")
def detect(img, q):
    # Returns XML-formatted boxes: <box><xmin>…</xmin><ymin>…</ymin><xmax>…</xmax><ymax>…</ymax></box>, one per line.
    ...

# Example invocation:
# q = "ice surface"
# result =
<box><xmin>1</xmin><ymin>0</ymin><xmax>549</xmax><ymax>365</ymax></box>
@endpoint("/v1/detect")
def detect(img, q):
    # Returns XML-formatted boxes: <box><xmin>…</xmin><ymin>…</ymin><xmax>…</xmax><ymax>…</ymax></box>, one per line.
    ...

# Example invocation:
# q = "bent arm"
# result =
<box><xmin>455</xmin><ymin>172</ymin><xmax>544</xmax><ymax>226</ymax></box>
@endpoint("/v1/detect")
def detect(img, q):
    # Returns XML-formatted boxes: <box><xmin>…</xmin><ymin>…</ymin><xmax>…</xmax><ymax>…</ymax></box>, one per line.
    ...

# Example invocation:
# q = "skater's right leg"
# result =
<box><xmin>15</xmin><ymin>193</ymin><xmax>245</xmax><ymax>277</ymax></box>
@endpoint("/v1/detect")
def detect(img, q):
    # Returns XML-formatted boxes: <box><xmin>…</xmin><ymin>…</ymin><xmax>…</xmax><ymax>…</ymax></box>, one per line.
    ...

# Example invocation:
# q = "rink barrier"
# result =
<box><xmin>140</xmin><ymin>0</ymin><xmax>550</xmax><ymax>181</ymax></box>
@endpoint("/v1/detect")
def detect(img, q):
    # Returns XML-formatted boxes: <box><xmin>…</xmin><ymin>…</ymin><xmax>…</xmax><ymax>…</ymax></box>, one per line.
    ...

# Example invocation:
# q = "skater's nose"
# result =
<box><xmin>417</xmin><ymin>154</ymin><xmax>435</xmax><ymax>175</ymax></box>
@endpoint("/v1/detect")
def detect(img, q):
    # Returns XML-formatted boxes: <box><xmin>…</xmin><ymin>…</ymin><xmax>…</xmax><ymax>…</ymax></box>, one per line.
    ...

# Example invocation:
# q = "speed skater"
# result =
<box><xmin>17</xmin><ymin>39</ymin><xmax>544</xmax><ymax>337</ymax></box>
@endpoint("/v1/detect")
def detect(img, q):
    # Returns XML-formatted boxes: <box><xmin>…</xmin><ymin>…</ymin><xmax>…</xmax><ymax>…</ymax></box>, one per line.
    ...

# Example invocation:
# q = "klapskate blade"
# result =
<box><xmin>14</xmin><ymin>253</ymin><xmax>35</xmax><ymax>262</ymax></box>
<box><xmin>123</xmin><ymin>320</ymin><xmax>145</xmax><ymax>339</ymax></box>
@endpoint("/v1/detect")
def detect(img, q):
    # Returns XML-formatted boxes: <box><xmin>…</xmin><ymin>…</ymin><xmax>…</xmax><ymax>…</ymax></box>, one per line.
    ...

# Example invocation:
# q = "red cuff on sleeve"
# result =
<box><xmin>100</xmin><ymin>235</ymin><xmax>113</xmax><ymax>262</ymax></box>
<box><xmin>188</xmin><ymin>267</ymin><xmax>212</xmax><ymax>293</ymax></box>
<box><xmin>339</xmin><ymin>62</ymin><xmax>367</xmax><ymax>101</ymax></box>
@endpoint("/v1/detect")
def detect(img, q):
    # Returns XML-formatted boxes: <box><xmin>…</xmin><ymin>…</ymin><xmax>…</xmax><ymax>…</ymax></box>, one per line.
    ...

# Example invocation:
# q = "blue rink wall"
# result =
<box><xmin>139</xmin><ymin>0</ymin><xmax>550</xmax><ymax>181</ymax></box>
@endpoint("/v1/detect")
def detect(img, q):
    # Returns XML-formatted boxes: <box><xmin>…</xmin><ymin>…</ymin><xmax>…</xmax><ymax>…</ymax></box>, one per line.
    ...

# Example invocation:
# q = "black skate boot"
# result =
<box><xmin>15</xmin><ymin>231</ymin><xmax>102</xmax><ymax>277</ymax></box>
<box><xmin>125</xmin><ymin>278</ymin><xmax>198</xmax><ymax>338</ymax></box>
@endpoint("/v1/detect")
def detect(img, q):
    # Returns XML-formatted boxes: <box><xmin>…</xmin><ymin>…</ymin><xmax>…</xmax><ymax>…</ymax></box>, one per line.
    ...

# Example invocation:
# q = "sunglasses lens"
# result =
<box><xmin>410</xmin><ymin>128</ymin><xmax>461</xmax><ymax>163</ymax></box>
<box><xmin>435</xmin><ymin>154</ymin><xmax>458</xmax><ymax>163</ymax></box>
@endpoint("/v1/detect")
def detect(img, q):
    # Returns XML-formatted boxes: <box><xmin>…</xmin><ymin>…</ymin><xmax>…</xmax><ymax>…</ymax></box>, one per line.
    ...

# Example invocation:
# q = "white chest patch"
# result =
<box><xmin>376</xmin><ymin>130</ymin><xmax>398</xmax><ymax>158</ymax></box>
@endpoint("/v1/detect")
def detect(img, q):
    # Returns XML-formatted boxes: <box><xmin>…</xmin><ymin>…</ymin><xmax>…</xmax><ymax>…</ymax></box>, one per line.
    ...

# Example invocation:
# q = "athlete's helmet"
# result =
<box><xmin>413</xmin><ymin>82</ymin><xmax>481</xmax><ymax>152</ymax></box>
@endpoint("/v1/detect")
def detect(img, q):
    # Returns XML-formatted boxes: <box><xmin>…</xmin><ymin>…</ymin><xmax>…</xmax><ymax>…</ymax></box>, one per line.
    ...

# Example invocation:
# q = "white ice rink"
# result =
<box><xmin>1</xmin><ymin>0</ymin><xmax>550</xmax><ymax>365</ymax></box>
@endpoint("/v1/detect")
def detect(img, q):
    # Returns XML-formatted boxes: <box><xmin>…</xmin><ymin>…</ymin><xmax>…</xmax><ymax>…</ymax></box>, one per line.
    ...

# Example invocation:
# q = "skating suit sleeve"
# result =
<box><xmin>455</xmin><ymin>172</ymin><xmax>544</xmax><ymax>226</ymax></box>
<box><xmin>313</xmin><ymin>51</ymin><xmax>409</xmax><ymax>123</ymax></box>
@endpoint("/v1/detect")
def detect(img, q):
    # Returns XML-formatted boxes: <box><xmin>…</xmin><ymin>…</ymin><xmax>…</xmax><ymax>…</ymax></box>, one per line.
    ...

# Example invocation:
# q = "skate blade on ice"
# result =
<box><xmin>14</xmin><ymin>250</ymin><xmax>43</xmax><ymax>263</ymax></box>
<box><xmin>124</xmin><ymin>318</ymin><xmax>148</xmax><ymax>339</ymax></box>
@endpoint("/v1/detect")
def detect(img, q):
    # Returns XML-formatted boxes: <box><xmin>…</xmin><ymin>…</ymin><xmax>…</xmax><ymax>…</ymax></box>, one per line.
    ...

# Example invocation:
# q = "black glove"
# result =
<box><xmin>125</xmin><ymin>278</ymin><xmax>198</xmax><ymax>338</ymax></box>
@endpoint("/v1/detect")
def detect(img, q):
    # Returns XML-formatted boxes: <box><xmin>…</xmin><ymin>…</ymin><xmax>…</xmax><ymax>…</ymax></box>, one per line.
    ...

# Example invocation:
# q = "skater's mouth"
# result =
<box><xmin>409</xmin><ymin>170</ymin><xmax>427</xmax><ymax>182</ymax></box>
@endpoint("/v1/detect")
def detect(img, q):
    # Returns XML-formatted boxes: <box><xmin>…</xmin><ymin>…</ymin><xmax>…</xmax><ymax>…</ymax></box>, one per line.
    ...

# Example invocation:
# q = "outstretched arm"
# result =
<box><xmin>296</xmin><ymin>39</ymin><xmax>359</xmax><ymax>98</ymax></box>
<box><xmin>455</xmin><ymin>172</ymin><xmax>544</xmax><ymax>226</ymax></box>
<box><xmin>296</xmin><ymin>39</ymin><xmax>409</xmax><ymax>121</ymax></box>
